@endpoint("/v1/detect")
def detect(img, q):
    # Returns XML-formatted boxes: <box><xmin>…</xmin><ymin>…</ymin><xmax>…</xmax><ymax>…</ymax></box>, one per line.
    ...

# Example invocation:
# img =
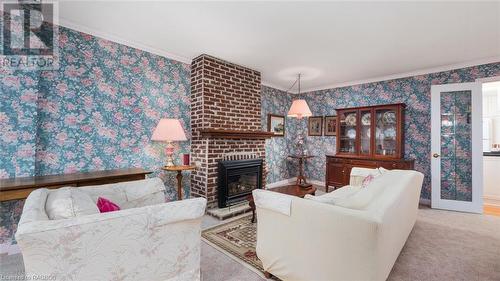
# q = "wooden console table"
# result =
<box><xmin>0</xmin><ymin>168</ymin><xmax>152</xmax><ymax>202</ymax></box>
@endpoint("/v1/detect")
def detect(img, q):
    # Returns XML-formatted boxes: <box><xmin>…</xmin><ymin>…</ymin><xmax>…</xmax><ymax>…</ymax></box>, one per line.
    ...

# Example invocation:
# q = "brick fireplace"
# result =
<box><xmin>190</xmin><ymin>55</ymin><xmax>272</xmax><ymax>208</ymax></box>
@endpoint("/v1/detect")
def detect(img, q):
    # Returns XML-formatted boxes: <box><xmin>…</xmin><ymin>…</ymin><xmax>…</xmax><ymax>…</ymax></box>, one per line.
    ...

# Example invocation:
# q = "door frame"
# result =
<box><xmin>431</xmin><ymin>82</ymin><xmax>483</xmax><ymax>213</ymax></box>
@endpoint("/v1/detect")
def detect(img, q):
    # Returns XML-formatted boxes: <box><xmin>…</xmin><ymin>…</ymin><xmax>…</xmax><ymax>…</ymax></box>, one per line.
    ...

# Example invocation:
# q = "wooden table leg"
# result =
<box><xmin>176</xmin><ymin>171</ymin><xmax>183</xmax><ymax>200</ymax></box>
<box><xmin>295</xmin><ymin>157</ymin><xmax>309</xmax><ymax>185</ymax></box>
<box><xmin>248</xmin><ymin>197</ymin><xmax>256</xmax><ymax>223</ymax></box>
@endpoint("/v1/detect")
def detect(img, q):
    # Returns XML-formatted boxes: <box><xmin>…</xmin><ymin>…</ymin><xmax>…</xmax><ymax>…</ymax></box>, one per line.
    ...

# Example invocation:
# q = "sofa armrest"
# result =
<box><xmin>255</xmin><ymin>191</ymin><xmax>382</xmax><ymax>281</ymax></box>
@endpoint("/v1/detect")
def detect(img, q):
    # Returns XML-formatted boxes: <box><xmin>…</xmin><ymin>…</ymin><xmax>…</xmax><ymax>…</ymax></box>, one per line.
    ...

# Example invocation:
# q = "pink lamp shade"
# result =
<box><xmin>151</xmin><ymin>118</ymin><xmax>187</xmax><ymax>142</ymax></box>
<box><xmin>287</xmin><ymin>99</ymin><xmax>312</xmax><ymax>119</ymax></box>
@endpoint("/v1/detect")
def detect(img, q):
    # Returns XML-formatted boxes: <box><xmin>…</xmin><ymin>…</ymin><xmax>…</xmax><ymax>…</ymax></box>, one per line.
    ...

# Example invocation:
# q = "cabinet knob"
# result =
<box><xmin>432</xmin><ymin>153</ymin><xmax>440</xmax><ymax>158</ymax></box>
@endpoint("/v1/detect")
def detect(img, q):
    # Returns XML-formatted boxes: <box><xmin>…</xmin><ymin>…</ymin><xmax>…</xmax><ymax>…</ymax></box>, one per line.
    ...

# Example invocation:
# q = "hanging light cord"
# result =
<box><xmin>286</xmin><ymin>73</ymin><xmax>302</xmax><ymax>95</ymax></box>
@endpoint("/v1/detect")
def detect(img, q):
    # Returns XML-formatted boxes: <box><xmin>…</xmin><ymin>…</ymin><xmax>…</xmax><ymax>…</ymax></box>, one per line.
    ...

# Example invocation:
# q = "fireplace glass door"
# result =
<box><xmin>227</xmin><ymin>171</ymin><xmax>258</xmax><ymax>197</ymax></box>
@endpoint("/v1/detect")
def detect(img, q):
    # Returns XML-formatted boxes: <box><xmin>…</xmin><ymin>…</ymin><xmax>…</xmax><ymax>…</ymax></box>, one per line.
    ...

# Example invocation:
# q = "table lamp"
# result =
<box><xmin>151</xmin><ymin>118</ymin><xmax>187</xmax><ymax>167</ymax></box>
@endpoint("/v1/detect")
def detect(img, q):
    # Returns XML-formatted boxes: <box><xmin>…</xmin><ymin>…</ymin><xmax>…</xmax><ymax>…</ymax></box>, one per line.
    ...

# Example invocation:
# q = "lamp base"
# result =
<box><xmin>165</xmin><ymin>141</ymin><xmax>175</xmax><ymax>167</ymax></box>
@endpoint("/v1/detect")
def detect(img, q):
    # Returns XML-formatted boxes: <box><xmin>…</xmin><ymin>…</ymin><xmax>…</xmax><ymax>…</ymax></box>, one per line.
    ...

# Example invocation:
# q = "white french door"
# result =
<box><xmin>431</xmin><ymin>82</ymin><xmax>483</xmax><ymax>213</ymax></box>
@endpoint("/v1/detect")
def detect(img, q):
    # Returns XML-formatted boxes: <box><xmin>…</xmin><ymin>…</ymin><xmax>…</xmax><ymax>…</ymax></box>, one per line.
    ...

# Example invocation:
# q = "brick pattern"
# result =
<box><xmin>190</xmin><ymin>55</ymin><xmax>266</xmax><ymax>207</ymax></box>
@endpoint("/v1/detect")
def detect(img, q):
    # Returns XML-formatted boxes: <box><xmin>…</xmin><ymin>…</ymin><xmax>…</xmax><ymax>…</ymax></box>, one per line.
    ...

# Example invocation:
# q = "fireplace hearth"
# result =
<box><xmin>218</xmin><ymin>158</ymin><xmax>263</xmax><ymax>208</ymax></box>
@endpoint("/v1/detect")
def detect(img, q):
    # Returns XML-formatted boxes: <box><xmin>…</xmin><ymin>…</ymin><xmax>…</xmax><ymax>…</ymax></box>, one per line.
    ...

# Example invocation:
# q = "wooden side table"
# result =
<box><xmin>162</xmin><ymin>165</ymin><xmax>196</xmax><ymax>200</ymax></box>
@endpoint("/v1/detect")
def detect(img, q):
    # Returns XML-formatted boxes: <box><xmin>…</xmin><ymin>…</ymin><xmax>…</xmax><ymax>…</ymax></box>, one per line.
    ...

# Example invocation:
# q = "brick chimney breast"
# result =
<box><xmin>190</xmin><ymin>55</ymin><xmax>267</xmax><ymax>207</ymax></box>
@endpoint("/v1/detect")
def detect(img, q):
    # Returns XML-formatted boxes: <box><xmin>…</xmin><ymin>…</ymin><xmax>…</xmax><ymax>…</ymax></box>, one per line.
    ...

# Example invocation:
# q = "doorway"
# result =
<box><xmin>430</xmin><ymin>82</ymin><xmax>482</xmax><ymax>213</ymax></box>
<box><xmin>480</xmin><ymin>77</ymin><xmax>500</xmax><ymax>216</ymax></box>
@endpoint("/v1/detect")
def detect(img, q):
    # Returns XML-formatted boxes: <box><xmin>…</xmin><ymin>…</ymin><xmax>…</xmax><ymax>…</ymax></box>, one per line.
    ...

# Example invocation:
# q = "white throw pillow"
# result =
<box><xmin>45</xmin><ymin>187</ymin><xmax>100</xmax><ymax>220</ymax></box>
<box><xmin>378</xmin><ymin>167</ymin><xmax>389</xmax><ymax>174</ymax></box>
<box><xmin>305</xmin><ymin>186</ymin><xmax>360</xmax><ymax>205</ymax></box>
<box><xmin>335</xmin><ymin>177</ymin><xmax>386</xmax><ymax>209</ymax></box>
<box><xmin>349</xmin><ymin>167</ymin><xmax>381</xmax><ymax>187</ymax></box>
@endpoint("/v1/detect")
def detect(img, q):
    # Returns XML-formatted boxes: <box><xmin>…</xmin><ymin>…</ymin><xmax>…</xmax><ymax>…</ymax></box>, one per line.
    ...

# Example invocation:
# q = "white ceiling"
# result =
<box><xmin>57</xmin><ymin>1</ymin><xmax>500</xmax><ymax>92</ymax></box>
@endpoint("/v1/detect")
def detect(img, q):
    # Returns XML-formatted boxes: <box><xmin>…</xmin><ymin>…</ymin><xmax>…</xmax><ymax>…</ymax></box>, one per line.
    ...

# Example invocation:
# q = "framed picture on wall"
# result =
<box><xmin>267</xmin><ymin>114</ymin><xmax>285</xmax><ymax>136</ymax></box>
<box><xmin>324</xmin><ymin>116</ymin><xmax>337</xmax><ymax>136</ymax></box>
<box><xmin>308</xmin><ymin>116</ymin><xmax>323</xmax><ymax>136</ymax></box>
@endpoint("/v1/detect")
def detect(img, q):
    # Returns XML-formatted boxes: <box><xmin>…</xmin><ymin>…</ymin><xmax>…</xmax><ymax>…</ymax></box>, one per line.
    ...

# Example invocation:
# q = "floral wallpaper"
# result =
<box><xmin>297</xmin><ymin>62</ymin><xmax>500</xmax><ymax>200</ymax></box>
<box><xmin>0</xmin><ymin>24</ymin><xmax>191</xmax><ymax>247</ymax></box>
<box><xmin>261</xmin><ymin>86</ymin><xmax>296</xmax><ymax>183</ymax></box>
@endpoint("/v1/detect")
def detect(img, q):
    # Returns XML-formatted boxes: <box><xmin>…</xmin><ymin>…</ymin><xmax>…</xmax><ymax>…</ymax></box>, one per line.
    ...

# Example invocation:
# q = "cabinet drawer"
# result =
<box><xmin>350</xmin><ymin>160</ymin><xmax>378</xmax><ymax>168</ymax></box>
<box><xmin>379</xmin><ymin>162</ymin><xmax>406</xmax><ymax>169</ymax></box>
<box><xmin>327</xmin><ymin>157</ymin><xmax>343</xmax><ymax>163</ymax></box>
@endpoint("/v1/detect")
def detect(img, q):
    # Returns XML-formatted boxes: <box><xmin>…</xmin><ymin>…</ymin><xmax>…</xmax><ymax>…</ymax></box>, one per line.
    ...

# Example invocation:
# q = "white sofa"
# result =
<box><xmin>15</xmin><ymin>178</ymin><xmax>207</xmax><ymax>281</ymax></box>
<box><xmin>253</xmin><ymin>168</ymin><xmax>424</xmax><ymax>281</ymax></box>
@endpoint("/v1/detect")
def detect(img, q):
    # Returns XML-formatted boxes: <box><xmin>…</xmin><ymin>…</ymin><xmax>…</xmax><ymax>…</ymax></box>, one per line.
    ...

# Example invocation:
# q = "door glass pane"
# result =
<box><xmin>360</xmin><ymin>110</ymin><xmax>371</xmax><ymax>155</ymax></box>
<box><xmin>339</xmin><ymin>110</ymin><xmax>357</xmax><ymax>154</ymax></box>
<box><xmin>375</xmin><ymin>108</ymin><xmax>397</xmax><ymax>156</ymax></box>
<box><xmin>440</xmin><ymin>91</ymin><xmax>472</xmax><ymax>202</ymax></box>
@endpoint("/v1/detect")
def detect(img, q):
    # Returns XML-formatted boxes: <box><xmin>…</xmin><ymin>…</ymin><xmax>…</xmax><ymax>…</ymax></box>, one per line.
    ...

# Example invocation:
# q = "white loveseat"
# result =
<box><xmin>15</xmin><ymin>178</ymin><xmax>207</xmax><ymax>281</ymax></box>
<box><xmin>253</xmin><ymin>168</ymin><xmax>424</xmax><ymax>281</ymax></box>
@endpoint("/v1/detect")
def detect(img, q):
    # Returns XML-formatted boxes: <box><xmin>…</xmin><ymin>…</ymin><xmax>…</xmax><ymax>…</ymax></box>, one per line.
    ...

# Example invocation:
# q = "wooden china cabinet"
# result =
<box><xmin>326</xmin><ymin>103</ymin><xmax>414</xmax><ymax>192</ymax></box>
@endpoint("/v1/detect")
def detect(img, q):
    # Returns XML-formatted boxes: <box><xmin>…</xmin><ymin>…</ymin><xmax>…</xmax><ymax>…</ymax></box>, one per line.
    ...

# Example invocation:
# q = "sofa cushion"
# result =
<box><xmin>304</xmin><ymin>186</ymin><xmax>360</xmax><ymax>204</ymax></box>
<box><xmin>349</xmin><ymin>167</ymin><xmax>381</xmax><ymax>187</ymax></box>
<box><xmin>45</xmin><ymin>187</ymin><xmax>100</xmax><ymax>220</ymax></box>
<box><xmin>335</xmin><ymin>173</ymin><xmax>387</xmax><ymax>209</ymax></box>
<box><xmin>79</xmin><ymin>178</ymin><xmax>165</xmax><ymax>209</ymax></box>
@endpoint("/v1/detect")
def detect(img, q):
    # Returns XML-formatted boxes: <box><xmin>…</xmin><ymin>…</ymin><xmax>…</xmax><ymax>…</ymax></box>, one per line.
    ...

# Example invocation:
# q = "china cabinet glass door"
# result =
<box><xmin>374</xmin><ymin>107</ymin><xmax>398</xmax><ymax>157</ymax></box>
<box><xmin>338</xmin><ymin>110</ymin><xmax>358</xmax><ymax>155</ymax></box>
<box><xmin>431</xmin><ymin>82</ymin><xmax>482</xmax><ymax>213</ymax></box>
<box><xmin>360</xmin><ymin>109</ymin><xmax>372</xmax><ymax>155</ymax></box>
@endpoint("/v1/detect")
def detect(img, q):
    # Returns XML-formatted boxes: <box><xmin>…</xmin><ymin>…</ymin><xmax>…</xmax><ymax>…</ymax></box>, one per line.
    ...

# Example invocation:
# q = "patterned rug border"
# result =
<box><xmin>202</xmin><ymin>236</ymin><xmax>266</xmax><ymax>279</ymax></box>
<box><xmin>202</xmin><ymin>214</ymin><xmax>271</xmax><ymax>280</ymax></box>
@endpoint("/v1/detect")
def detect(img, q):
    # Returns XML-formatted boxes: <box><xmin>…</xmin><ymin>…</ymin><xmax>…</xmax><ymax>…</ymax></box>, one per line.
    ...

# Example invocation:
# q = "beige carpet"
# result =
<box><xmin>1</xmin><ymin>207</ymin><xmax>499</xmax><ymax>281</ymax></box>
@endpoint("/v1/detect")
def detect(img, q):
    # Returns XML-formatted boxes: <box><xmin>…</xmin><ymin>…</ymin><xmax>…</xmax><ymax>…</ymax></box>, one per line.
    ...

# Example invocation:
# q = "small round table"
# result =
<box><xmin>162</xmin><ymin>165</ymin><xmax>196</xmax><ymax>200</ymax></box>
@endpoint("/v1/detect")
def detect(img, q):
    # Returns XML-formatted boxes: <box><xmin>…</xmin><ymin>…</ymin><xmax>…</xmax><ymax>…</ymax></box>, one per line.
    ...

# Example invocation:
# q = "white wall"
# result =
<box><xmin>484</xmin><ymin>156</ymin><xmax>500</xmax><ymax>206</ymax></box>
<box><xmin>483</xmin><ymin>81</ymin><xmax>500</xmax><ymax>207</ymax></box>
<box><xmin>482</xmin><ymin>84</ymin><xmax>500</xmax><ymax>151</ymax></box>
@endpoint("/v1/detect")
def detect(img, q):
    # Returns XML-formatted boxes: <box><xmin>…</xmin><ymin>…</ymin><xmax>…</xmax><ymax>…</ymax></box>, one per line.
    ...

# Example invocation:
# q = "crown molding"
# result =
<box><xmin>58</xmin><ymin>17</ymin><xmax>192</xmax><ymax>65</ymax></box>
<box><xmin>261</xmin><ymin>80</ymin><xmax>290</xmax><ymax>93</ymax></box>
<box><xmin>301</xmin><ymin>56</ymin><xmax>500</xmax><ymax>94</ymax></box>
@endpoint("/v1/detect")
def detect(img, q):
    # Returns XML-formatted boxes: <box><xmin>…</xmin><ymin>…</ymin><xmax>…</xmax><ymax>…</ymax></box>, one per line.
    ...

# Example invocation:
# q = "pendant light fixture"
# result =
<box><xmin>287</xmin><ymin>74</ymin><xmax>312</xmax><ymax>119</ymax></box>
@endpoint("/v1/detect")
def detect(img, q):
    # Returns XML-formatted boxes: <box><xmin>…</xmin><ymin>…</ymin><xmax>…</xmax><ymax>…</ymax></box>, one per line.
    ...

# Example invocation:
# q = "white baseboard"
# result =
<box><xmin>419</xmin><ymin>198</ymin><xmax>431</xmax><ymax>206</ymax></box>
<box><xmin>484</xmin><ymin>195</ymin><xmax>500</xmax><ymax>207</ymax></box>
<box><xmin>309</xmin><ymin>179</ymin><xmax>325</xmax><ymax>187</ymax></box>
<box><xmin>266</xmin><ymin>178</ymin><xmax>296</xmax><ymax>189</ymax></box>
<box><xmin>266</xmin><ymin>177</ymin><xmax>327</xmax><ymax>190</ymax></box>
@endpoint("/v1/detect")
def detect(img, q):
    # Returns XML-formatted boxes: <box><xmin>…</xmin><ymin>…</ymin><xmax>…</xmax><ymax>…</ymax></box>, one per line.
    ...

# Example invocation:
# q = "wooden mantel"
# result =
<box><xmin>200</xmin><ymin>129</ymin><xmax>275</xmax><ymax>139</ymax></box>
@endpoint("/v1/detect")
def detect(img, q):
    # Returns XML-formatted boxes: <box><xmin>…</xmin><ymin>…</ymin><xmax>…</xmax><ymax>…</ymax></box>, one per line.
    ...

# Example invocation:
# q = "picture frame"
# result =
<box><xmin>324</xmin><ymin>116</ymin><xmax>337</xmax><ymax>136</ymax></box>
<box><xmin>267</xmin><ymin>114</ymin><xmax>285</xmax><ymax>136</ymax></box>
<box><xmin>308</xmin><ymin>116</ymin><xmax>323</xmax><ymax>136</ymax></box>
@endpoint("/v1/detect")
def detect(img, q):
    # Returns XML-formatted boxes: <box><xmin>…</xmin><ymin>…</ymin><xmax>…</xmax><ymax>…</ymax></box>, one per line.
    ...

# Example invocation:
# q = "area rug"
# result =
<box><xmin>202</xmin><ymin>214</ymin><xmax>278</xmax><ymax>280</ymax></box>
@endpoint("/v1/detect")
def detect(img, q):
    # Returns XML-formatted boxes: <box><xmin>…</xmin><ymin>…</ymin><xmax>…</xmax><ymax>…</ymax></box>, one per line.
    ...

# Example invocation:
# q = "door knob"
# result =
<box><xmin>432</xmin><ymin>153</ymin><xmax>440</xmax><ymax>158</ymax></box>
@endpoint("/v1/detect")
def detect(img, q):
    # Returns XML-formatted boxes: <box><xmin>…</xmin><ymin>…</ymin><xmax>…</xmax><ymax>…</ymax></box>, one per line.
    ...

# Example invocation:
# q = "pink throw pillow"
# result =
<box><xmin>361</xmin><ymin>174</ymin><xmax>375</xmax><ymax>188</ymax></box>
<box><xmin>97</xmin><ymin>197</ymin><xmax>120</xmax><ymax>213</ymax></box>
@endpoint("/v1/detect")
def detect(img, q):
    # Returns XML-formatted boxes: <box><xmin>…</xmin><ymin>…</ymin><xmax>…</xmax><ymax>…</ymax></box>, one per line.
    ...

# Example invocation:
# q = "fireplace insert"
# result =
<box><xmin>218</xmin><ymin>158</ymin><xmax>263</xmax><ymax>208</ymax></box>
